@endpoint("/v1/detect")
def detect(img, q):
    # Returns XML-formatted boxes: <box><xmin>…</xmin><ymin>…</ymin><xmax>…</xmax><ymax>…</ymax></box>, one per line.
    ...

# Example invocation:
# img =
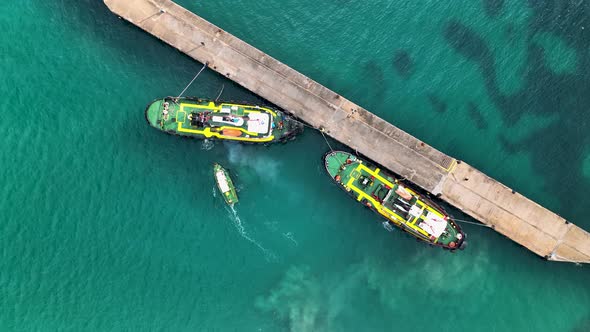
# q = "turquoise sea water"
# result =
<box><xmin>2</xmin><ymin>0</ymin><xmax>590</xmax><ymax>331</ymax></box>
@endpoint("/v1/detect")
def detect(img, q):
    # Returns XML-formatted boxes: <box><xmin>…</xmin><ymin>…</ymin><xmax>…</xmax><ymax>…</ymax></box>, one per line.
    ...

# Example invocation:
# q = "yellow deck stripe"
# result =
<box><xmin>179</xmin><ymin>102</ymin><xmax>277</xmax><ymax>117</ymax></box>
<box><xmin>176</xmin><ymin>111</ymin><xmax>186</xmax><ymax>124</ymax></box>
<box><xmin>181</xmin><ymin>102</ymin><xmax>219</xmax><ymax>110</ymax></box>
<box><xmin>354</xmin><ymin>164</ymin><xmax>395</xmax><ymax>188</ymax></box>
<box><xmin>407</xmin><ymin>192</ymin><xmax>444</xmax><ymax>218</ymax></box>
<box><xmin>346</xmin><ymin>164</ymin><xmax>430</xmax><ymax>236</ymax></box>
<box><xmin>346</xmin><ymin>178</ymin><xmax>419</xmax><ymax>229</ymax></box>
<box><xmin>176</xmin><ymin>104</ymin><xmax>274</xmax><ymax>142</ymax></box>
<box><xmin>354</xmin><ymin>162</ymin><xmax>445</xmax><ymax>218</ymax></box>
<box><xmin>176</xmin><ymin>123</ymin><xmax>274</xmax><ymax>142</ymax></box>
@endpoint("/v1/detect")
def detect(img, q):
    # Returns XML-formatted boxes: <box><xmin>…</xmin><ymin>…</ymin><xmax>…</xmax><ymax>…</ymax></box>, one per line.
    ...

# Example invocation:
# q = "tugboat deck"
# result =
<box><xmin>145</xmin><ymin>98</ymin><xmax>301</xmax><ymax>143</ymax></box>
<box><xmin>175</xmin><ymin>102</ymin><xmax>274</xmax><ymax>141</ymax></box>
<box><xmin>326</xmin><ymin>151</ymin><xmax>463</xmax><ymax>247</ymax></box>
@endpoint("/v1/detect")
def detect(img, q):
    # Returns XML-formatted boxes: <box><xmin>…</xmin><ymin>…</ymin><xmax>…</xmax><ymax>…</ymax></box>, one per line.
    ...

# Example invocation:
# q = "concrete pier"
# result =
<box><xmin>105</xmin><ymin>0</ymin><xmax>590</xmax><ymax>263</ymax></box>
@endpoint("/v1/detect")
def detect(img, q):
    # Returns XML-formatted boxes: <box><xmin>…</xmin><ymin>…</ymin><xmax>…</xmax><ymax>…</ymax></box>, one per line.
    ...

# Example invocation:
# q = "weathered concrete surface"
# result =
<box><xmin>441</xmin><ymin>163</ymin><xmax>590</xmax><ymax>263</ymax></box>
<box><xmin>104</xmin><ymin>0</ymin><xmax>590</xmax><ymax>263</ymax></box>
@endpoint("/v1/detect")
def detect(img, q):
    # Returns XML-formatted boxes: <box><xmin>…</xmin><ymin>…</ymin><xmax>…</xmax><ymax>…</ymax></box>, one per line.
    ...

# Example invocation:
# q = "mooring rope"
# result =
<box><xmin>291</xmin><ymin>118</ymin><xmax>316</xmax><ymax>130</ymax></box>
<box><xmin>450</xmin><ymin>218</ymin><xmax>493</xmax><ymax>228</ymax></box>
<box><xmin>177</xmin><ymin>62</ymin><xmax>208</xmax><ymax>98</ymax></box>
<box><xmin>291</xmin><ymin>119</ymin><xmax>345</xmax><ymax>166</ymax></box>
<box><xmin>215</xmin><ymin>84</ymin><xmax>225</xmax><ymax>102</ymax></box>
<box><xmin>319</xmin><ymin>127</ymin><xmax>334</xmax><ymax>152</ymax></box>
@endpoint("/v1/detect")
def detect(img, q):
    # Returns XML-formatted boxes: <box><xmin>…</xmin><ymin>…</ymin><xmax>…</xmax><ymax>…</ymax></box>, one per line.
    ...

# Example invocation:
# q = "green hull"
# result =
<box><xmin>324</xmin><ymin>151</ymin><xmax>466</xmax><ymax>250</ymax></box>
<box><xmin>145</xmin><ymin>97</ymin><xmax>303</xmax><ymax>144</ymax></box>
<box><xmin>214</xmin><ymin>163</ymin><xmax>238</xmax><ymax>206</ymax></box>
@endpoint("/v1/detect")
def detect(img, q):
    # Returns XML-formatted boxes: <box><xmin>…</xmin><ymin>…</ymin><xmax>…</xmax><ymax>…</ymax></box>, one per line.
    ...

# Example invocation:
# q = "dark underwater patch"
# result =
<box><xmin>392</xmin><ymin>50</ymin><xmax>414</xmax><ymax>79</ymax></box>
<box><xmin>526</xmin><ymin>0</ymin><xmax>590</xmax><ymax>49</ymax></box>
<box><xmin>572</xmin><ymin>313</ymin><xmax>590</xmax><ymax>332</ymax></box>
<box><xmin>427</xmin><ymin>94</ymin><xmax>447</xmax><ymax>114</ymax></box>
<box><xmin>498</xmin><ymin>136</ymin><xmax>520</xmax><ymax>154</ymax></box>
<box><xmin>467</xmin><ymin>102</ymin><xmax>488</xmax><ymax>130</ymax></box>
<box><xmin>504</xmin><ymin>23</ymin><xmax>516</xmax><ymax>39</ymax></box>
<box><xmin>361</xmin><ymin>60</ymin><xmax>386</xmax><ymax>110</ymax></box>
<box><xmin>442</xmin><ymin>11</ymin><xmax>590</xmax><ymax>217</ymax></box>
<box><xmin>443</xmin><ymin>20</ymin><xmax>490</xmax><ymax>61</ymax></box>
<box><xmin>483</xmin><ymin>0</ymin><xmax>504</xmax><ymax>18</ymax></box>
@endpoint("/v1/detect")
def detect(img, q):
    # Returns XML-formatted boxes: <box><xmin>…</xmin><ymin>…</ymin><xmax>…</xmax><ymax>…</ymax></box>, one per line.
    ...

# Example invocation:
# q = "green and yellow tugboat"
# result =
<box><xmin>145</xmin><ymin>97</ymin><xmax>303</xmax><ymax>143</ymax></box>
<box><xmin>324</xmin><ymin>151</ymin><xmax>466</xmax><ymax>250</ymax></box>
<box><xmin>214</xmin><ymin>163</ymin><xmax>238</xmax><ymax>206</ymax></box>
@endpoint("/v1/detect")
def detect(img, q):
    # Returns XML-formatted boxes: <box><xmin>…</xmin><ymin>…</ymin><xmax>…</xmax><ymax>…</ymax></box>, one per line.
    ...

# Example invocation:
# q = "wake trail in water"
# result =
<box><xmin>227</xmin><ymin>205</ymin><xmax>276</xmax><ymax>261</ymax></box>
<box><xmin>200</xmin><ymin>139</ymin><xmax>214</xmax><ymax>151</ymax></box>
<box><xmin>283</xmin><ymin>231</ymin><xmax>298</xmax><ymax>246</ymax></box>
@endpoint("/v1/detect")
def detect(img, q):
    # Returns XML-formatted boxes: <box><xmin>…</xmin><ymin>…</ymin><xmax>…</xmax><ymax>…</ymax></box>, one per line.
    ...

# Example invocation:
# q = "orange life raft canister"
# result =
<box><xmin>222</xmin><ymin>129</ymin><xmax>243</xmax><ymax>137</ymax></box>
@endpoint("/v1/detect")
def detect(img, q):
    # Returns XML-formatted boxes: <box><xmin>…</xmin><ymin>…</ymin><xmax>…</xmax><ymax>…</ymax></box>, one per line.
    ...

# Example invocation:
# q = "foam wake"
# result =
<box><xmin>200</xmin><ymin>139</ymin><xmax>215</xmax><ymax>151</ymax></box>
<box><xmin>227</xmin><ymin>205</ymin><xmax>276</xmax><ymax>261</ymax></box>
<box><xmin>283</xmin><ymin>231</ymin><xmax>298</xmax><ymax>246</ymax></box>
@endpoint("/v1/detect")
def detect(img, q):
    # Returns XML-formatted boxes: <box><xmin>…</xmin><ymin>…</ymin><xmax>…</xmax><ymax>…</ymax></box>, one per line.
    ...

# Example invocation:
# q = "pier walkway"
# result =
<box><xmin>105</xmin><ymin>0</ymin><xmax>590</xmax><ymax>263</ymax></box>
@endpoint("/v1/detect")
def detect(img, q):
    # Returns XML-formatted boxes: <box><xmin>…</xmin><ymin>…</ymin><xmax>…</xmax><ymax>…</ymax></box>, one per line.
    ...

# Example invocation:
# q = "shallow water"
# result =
<box><xmin>1</xmin><ymin>0</ymin><xmax>589</xmax><ymax>331</ymax></box>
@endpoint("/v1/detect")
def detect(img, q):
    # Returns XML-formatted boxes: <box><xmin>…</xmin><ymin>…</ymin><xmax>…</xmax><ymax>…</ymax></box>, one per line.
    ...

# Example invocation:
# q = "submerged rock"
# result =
<box><xmin>444</xmin><ymin>20</ymin><xmax>490</xmax><ymax>61</ymax></box>
<box><xmin>467</xmin><ymin>101</ymin><xmax>488</xmax><ymax>130</ymax></box>
<box><xmin>427</xmin><ymin>94</ymin><xmax>447</xmax><ymax>114</ymax></box>
<box><xmin>392</xmin><ymin>50</ymin><xmax>414</xmax><ymax>79</ymax></box>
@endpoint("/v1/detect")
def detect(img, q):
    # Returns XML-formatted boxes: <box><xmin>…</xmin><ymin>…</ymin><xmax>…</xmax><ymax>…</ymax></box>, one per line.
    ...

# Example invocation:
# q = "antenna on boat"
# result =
<box><xmin>176</xmin><ymin>62</ymin><xmax>208</xmax><ymax>99</ymax></box>
<box><xmin>215</xmin><ymin>84</ymin><xmax>225</xmax><ymax>102</ymax></box>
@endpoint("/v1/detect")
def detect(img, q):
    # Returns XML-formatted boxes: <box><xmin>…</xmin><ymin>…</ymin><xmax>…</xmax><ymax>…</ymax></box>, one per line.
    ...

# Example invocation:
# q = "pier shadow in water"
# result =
<box><xmin>442</xmin><ymin>1</ymin><xmax>590</xmax><ymax>222</ymax></box>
